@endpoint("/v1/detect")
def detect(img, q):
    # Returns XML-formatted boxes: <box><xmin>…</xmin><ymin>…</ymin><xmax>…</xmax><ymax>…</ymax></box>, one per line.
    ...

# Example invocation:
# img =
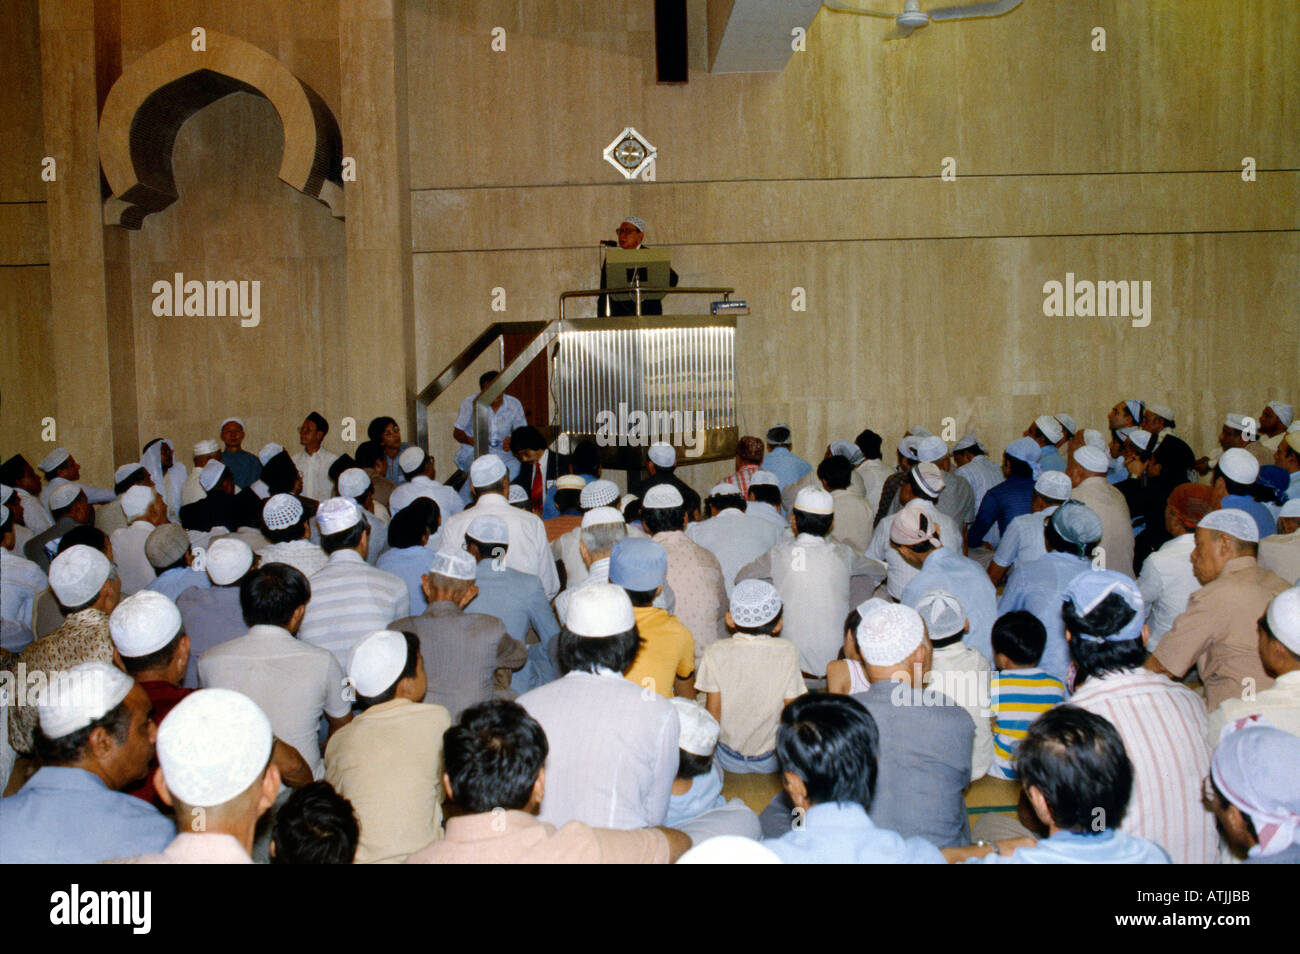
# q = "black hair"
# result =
<box><xmin>1064</xmin><ymin>592</ymin><xmax>1147</xmax><ymax>680</ymax></box>
<box><xmin>0</xmin><ymin>455</ymin><xmax>28</xmax><ymax>486</ymax></box>
<box><xmin>511</xmin><ymin>426</ymin><xmax>547</xmax><ymax>453</ymax></box>
<box><xmin>555</xmin><ymin>625</ymin><xmax>642</xmax><ymax>676</ymax></box>
<box><xmin>262</xmin><ymin>511</ymin><xmax>307</xmax><ymax>544</ymax></box>
<box><xmin>641</xmin><ymin>505</ymin><xmax>686</xmax><ymax>534</ymax></box>
<box><xmin>478</xmin><ymin>371</ymin><xmax>499</xmax><ymax>391</ymax></box>
<box><xmin>623</xmin><ymin>587</ymin><xmax>658</xmax><ymax>608</ymax></box>
<box><xmin>327</xmin><ymin>454</ymin><xmax>356</xmax><ymax>485</ymax></box>
<box><xmin>113</xmin><ymin>467</ymin><xmax>149</xmax><ymax>496</ymax></box>
<box><xmin>622</xmin><ymin>498</ymin><xmax>642</xmax><ymax>523</ymax></box>
<box><xmin>464</xmin><ymin>534</ymin><xmax>505</xmax><ymax>562</ymax></box>
<box><xmin>261</xmin><ymin>454</ymin><xmax>300</xmax><ymax>496</ymax></box>
<box><xmin>443</xmin><ymin>699</ymin><xmax>548</xmax><ymax>814</ymax></box>
<box><xmin>817</xmin><ymin>455</ymin><xmax>853</xmax><ymax>491</ymax></box>
<box><xmin>120</xmin><ymin>632</ymin><xmax>185</xmax><ymax>676</ymax></box>
<box><xmin>366</xmin><ymin>416</ymin><xmax>399</xmax><ymax>444</ymax></box>
<box><xmin>354</xmin><ymin>440</ymin><xmax>384</xmax><ymax>471</ymax></box>
<box><xmin>766</xmin><ymin>426</ymin><xmax>791</xmax><ymax>446</ymax></box>
<box><xmin>388</xmin><ymin>499</ymin><xmax>438</xmax><ymax>549</ymax></box>
<box><xmin>1016</xmin><ymin>705</ymin><xmax>1133</xmax><ymax>833</ymax></box>
<box><xmin>241</xmin><ymin>563</ymin><xmax>311</xmax><ymax>627</ymax></box>
<box><xmin>1005</xmin><ymin>455</ymin><xmax>1034</xmax><ymax>480</ymax></box>
<box><xmin>321</xmin><ymin>519</ymin><xmax>365</xmax><ymax>555</ymax></box>
<box><xmin>855</xmin><ymin>429</ymin><xmax>882</xmax><ymax>461</ymax></box>
<box><xmin>1260</xmin><ymin>611</ymin><xmax>1300</xmax><ymax>665</ymax></box>
<box><xmin>907</xmin><ymin>468</ymin><xmax>940</xmax><ymax>502</ymax></box>
<box><xmin>553</xmin><ymin>488</ymin><xmax>582</xmax><ymax>514</ymax></box>
<box><xmin>1209</xmin><ymin>774</ymin><xmax>1259</xmax><ymax>845</ymax></box>
<box><xmin>677</xmin><ymin>749</ymin><xmax>714</xmax><ymax>780</ymax></box>
<box><xmin>991</xmin><ymin>610</ymin><xmax>1048</xmax><ymax>667</ymax></box>
<box><xmin>33</xmin><ymin>696</ymin><xmax>133</xmax><ymax>765</ymax></box>
<box><xmin>305</xmin><ymin>411</ymin><xmax>329</xmax><ymax>436</ymax></box>
<box><xmin>793</xmin><ymin>510</ymin><xmax>832</xmax><ymax>538</ymax></box>
<box><xmin>271</xmin><ymin>781</ymin><xmax>358</xmax><ymax>864</ymax></box>
<box><xmin>51</xmin><ymin>491</ymin><xmax>87</xmax><ymax>519</ymax></box>
<box><xmin>730</xmin><ymin>607</ymin><xmax>783</xmax><ymax>637</ymax></box>
<box><xmin>355</xmin><ymin>632</ymin><xmax>421</xmax><ymax>709</ymax></box>
<box><xmin>708</xmin><ymin>492</ymin><xmax>746</xmax><ymax>513</ymax></box>
<box><xmin>748</xmin><ymin>484</ymin><xmax>782</xmax><ymax>507</ymax></box>
<box><xmin>776</xmin><ymin>695</ymin><xmax>878</xmax><ymax>811</ymax></box>
<box><xmin>571</xmin><ymin>440</ymin><xmax>600</xmax><ymax>477</ymax></box>
<box><xmin>1043</xmin><ymin>518</ymin><xmax>1098</xmax><ymax>560</ymax></box>
<box><xmin>1212</xmin><ymin>464</ymin><xmax>1253</xmax><ymax>498</ymax></box>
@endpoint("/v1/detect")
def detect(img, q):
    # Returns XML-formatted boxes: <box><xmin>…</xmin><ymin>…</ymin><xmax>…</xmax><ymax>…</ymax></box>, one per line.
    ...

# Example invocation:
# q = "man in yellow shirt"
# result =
<box><xmin>608</xmin><ymin>538</ymin><xmax>695</xmax><ymax>699</ymax></box>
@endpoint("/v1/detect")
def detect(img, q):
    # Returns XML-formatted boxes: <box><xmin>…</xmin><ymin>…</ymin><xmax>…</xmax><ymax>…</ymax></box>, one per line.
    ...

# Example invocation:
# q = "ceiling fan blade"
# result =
<box><xmin>927</xmin><ymin>0</ymin><xmax>1023</xmax><ymax>21</ymax></box>
<box><xmin>821</xmin><ymin>0</ymin><xmax>903</xmax><ymax>18</ymax></box>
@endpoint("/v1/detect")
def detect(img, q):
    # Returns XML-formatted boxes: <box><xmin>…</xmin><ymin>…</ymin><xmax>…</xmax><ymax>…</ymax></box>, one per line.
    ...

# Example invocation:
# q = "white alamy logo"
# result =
<box><xmin>151</xmin><ymin>272</ymin><xmax>261</xmax><ymax>327</ymax></box>
<box><xmin>50</xmin><ymin>884</ymin><xmax>151</xmax><ymax>934</ymax></box>
<box><xmin>1042</xmin><ymin>272</ymin><xmax>1151</xmax><ymax>328</ymax></box>
<box><xmin>594</xmin><ymin>402</ymin><xmax>706</xmax><ymax>458</ymax></box>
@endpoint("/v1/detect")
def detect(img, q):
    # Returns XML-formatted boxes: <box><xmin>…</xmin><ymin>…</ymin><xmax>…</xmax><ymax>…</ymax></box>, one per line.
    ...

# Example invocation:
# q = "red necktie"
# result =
<box><xmin>531</xmin><ymin>464</ymin><xmax>543</xmax><ymax>511</ymax></box>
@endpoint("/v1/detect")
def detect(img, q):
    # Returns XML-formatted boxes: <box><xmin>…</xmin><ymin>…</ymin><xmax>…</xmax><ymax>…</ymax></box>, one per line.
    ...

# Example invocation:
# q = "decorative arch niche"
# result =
<box><xmin>99</xmin><ymin>30</ymin><xmax>343</xmax><ymax>229</ymax></box>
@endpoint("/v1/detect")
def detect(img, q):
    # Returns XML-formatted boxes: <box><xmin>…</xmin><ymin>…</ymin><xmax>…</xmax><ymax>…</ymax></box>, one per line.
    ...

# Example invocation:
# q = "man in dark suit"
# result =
<box><xmin>511</xmin><ymin>426</ymin><xmax>560</xmax><ymax>518</ymax></box>
<box><xmin>596</xmin><ymin>216</ymin><xmax>679</xmax><ymax>317</ymax></box>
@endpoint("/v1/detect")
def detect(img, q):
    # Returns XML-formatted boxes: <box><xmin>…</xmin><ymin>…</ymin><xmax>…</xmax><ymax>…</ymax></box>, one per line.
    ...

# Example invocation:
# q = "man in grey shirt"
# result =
<box><xmin>389</xmin><ymin>548</ymin><xmax>526</xmax><ymax>722</ymax></box>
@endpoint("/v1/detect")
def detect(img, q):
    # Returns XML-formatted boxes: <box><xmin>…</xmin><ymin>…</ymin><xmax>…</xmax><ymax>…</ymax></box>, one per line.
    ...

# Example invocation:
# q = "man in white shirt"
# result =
<box><xmin>292</xmin><ymin>411</ymin><xmax>339</xmax><ymax>503</ymax></box>
<box><xmin>181</xmin><ymin>440</ymin><xmax>222</xmax><ymax>507</ymax></box>
<box><xmin>867</xmin><ymin>463</ymin><xmax>962</xmax><ymax>601</ymax></box>
<box><xmin>199</xmin><ymin>563</ymin><xmax>352</xmax><ymax>778</ymax></box>
<box><xmin>952</xmin><ymin>434</ymin><xmax>1003</xmax><ymax>521</ymax></box>
<box><xmin>1</xmin><ymin>456</ymin><xmax>55</xmax><ymax>536</ymax></box>
<box><xmin>297</xmin><ymin>497</ymin><xmax>409</xmax><ymax>667</ymax></box>
<box><xmin>395</xmin><ymin>446</ymin><xmax>464</xmax><ymax>522</ymax></box>
<box><xmin>440</xmin><ymin>455</ymin><xmax>559</xmax><ymax>599</ymax></box>
<box><xmin>853</xmin><ymin>430</ymin><xmax>891</xmax><ymax>519</ymax></box>
<box><xmin>686</xmin><ymin>483</ymin><xmax>787</xmax><ymax>595</ymax></box>
<box><xmin>1137</xmin><ymin>483</ymin><xmax>1211</xmax><ymax>649</ymax></box>
<box><xmin>37</xmin><ymin>448</ymin><xmax>114</xmax><ymax>509</ymax></box>
<box><xmin>1259</xmin><ymin>499</ymin><xmax>1300</xmax><ymax>585</ymax></box>
<box><xmin>1068</xmin><ymin>445</ymin><xmax>1135</xmax><ymax>578</ymax></box>
<box><xmin>819</xmin><ymin>456</ymin><xmax>874</xmax><ymax>554</ymax></box>
<box><xmin>110</xmin><ymin>487</ymin><xmax>170</xmax><ymax>595</ymax></box>
<box><xmin>744</xmin><ymin>471</ymin><xmax>787</xmax><ymax>530</ymax></box>
<box><xmin>1</xmin><ymin>504</ymin><xmax>46</xmax><ymax>632</ymax></box>
<box><xmin>1207</xmin><ymin>587</ymin><xmax>1300</xmax><ymax>746</ymax></box>
<box><xmin>452</xmin><ymin>371</ymin><xmax>528</xmax><ymax>480</ymax></box>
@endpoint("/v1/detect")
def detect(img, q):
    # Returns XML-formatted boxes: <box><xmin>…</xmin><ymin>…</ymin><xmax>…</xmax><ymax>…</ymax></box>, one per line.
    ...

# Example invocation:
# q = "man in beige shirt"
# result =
<box><xmin>405</xmin><ymin>699</ymin><xmax>689</xmax><ymax>864</ymax></box>
<box><xmin>1149</xmin><ymin>509</ymin><xmax>1291</xmax><ymax>711</ymax></box>
<box><xmin>1258</xmin><ymin>500</ymin><xmax>1300</xmax><ymax>585</ymax></box>
<box><xmin>1068</xmin><ymin>445</ymin><xmax>1134</xmax><ymax>578</ymax></box>
<box><xmin>1207</xmin><ymin>588</ymin><xmax>1300</xmax><ymax>745</ymax></box>
<box><xmin>821</xmin><ymin>456</ymin><xmax>874</xmax><ymax>554</ymax></box>
<box><xmin>326</xmin><ymin>630</ymin><xmax>451</xmax><ymax>863</ymax></box>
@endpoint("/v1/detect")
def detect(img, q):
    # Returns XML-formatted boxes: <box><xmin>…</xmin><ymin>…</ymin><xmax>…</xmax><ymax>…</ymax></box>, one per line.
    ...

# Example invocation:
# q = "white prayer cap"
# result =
<box><xmin>0</xmin><ymin>484</ymin><xmax>11</xmax><ymax>505</ymax></box>
<box><xmin>48</xmin><ymin>481</ymin><xmax>83</xmax><ymax>512</ymax></box>
<box><xmin>619</xmin><ymin>493</ymin><xmax>638</xmax><ymax>510</ymax></box>
<box><xmin>669</xmin><ymin>698</ymin><xmax>719</xmax><ymax>757</ymax></box>
<box><xmin>263</xmin><ymin>493</ymin><xmax>303</xmax><ymax>531</ymax></box>
<box><xmin>199</xmin><ymin>460</ymin><xmax>227</xmax><ymax>492</ymax></box>
<box><xmin>1074</xmin><ymin>446</ymin><xmax>1109</xmax><ymax>474</ymax></box>
<box><xmin>915</xmin><ymin>436</ymin><xmax>948</xmax><ymax>463</ymax></box>
<box><xmin>1198</xmin><ymin>507</ymin><xmax>1260</xmax><ymax>543</ymax></box>
<box><xmin>49</xmin><ymin>545</ymin><xmax>113</xmax><ymax>606</ymax></box>
<box><xmin>1280</xmin><ymin>499</ymin><xmax>1300</xmax><ymax>519</ymax></box>
<box><xmin>1265</xmin><ymin>589</ymin><xmax>1300</xmax><ymax>655</ymax></box>
<box><xmin>580</xmin><ymin>479</ymin><xmax>621</xmax><ymax>509</ymax></box>
<box><xmin>219</xmin><ymin>417</ymin><xmax>245</xmax><ymax>431</ymax></box>
<box><xmin>1290</xmin><ymin>421</ymin><xmax>1300</xmax><ymax>435</ymax></box>
<box><xmin>677</xmin><ymin>836</ymin><xmax>782</xmax><ymax>865</ymax></box>
<box><xmin>389</xmin><ymin>483</ymin><xmax>432</xmax><ymax>516</ymax></box>
<box><xmin>898</xmin><ymin>437</ymin><xmax>920</xmax><ymax>461</ymax></box>
<box><xmin>907</xmin><ymin>426</ymin><xmax>932</xmax><ymax>438</ymax></box>
<box><xmin>114</xmin><ymin>463</ymin><xmax>143</xmax><ymax>484</ymax></box>
<box><xmin>1034</xmin><ymin>470</ymin><xmax>1073</xmax><ymax>501</ymax></box>
<box><xmin>828</xmin><ymin>439</ymin><xmax>863</xmax><ymax>464</ymax></box>
<box><xmin>469</xmin><ymin>454</ymin><xmax>508</xmax><ymax>488</ymax></box>
<box><xmin>709</xmin><ymin>482</ymin><xmax>741</xmax><ymax>498</ymax></box>
<box><xmin>644</xmin><ymin>484</ymin><xmax>684</xmax><ymax>509</ymax></box>
<box><xmin>192</xmin><ymin>438</ymin><xmax>221</xmax><ymax>456</ymax></box>
<box><xmin>1224</xmin><ymin>413</ymin><xmax>1252</xmax><ymax>432</ymax></box>
<box><xmin>1218</xmin><ymin>447</ymin><xmax>1259</xmax><ymax>485</ymax></box>
<box><xmin>110</xmin><ymin>590</ymin><xmax>183</xmax><ymax>658</ymax></box>
<box><xmin>467</xmin><ymin>514</ymin><xmax>510</xmax><ymax>545</ymax></box>
<box><xmin>38</xmin><ymin>448</ymin><xmax>70</xmax><ymax>473</ymax></box>
<box><xmin>621</xmin><ymin>215</ymin><xmax>646</xmax><ymax>232</ymax></box>
<box><xmin>507</xmin><ymin>484</ymin><xmax>528</xmax><ymax>504</ymax></box>
<box><xmin>347</xmin><ymin>630</ymin><xmax>409</xmax><ymax>698</ymax></box>
<box><xmin>431</xmin><ymin>548</ymin><xmax>477</xmax><ymax>581</ymax></box>
<box><xmin>648</xmin><ymin>442</ymin><xmax>676</xmax><ymax>468</ymax></box>
<box><xmin>729</xmin><ymin>579</ymin><xmax>783</xmax><ymax>628</ymax></box>
<box><xmin>1054</xmin><ymin>413</ymin><xmax>1077</xmax><ymax>436</ymax></box>
<box><xmin>1034</xmin><ymin>415</ymin><xmax>1064</xmax><ymax>443</ymax></box>
<box><xmin>581</xmin><ymin>506</ymin><xmax>625</xmax><ymax>528</ymax></box>
<box><xmin>855</xmin><ymin>602</ymin><xmax>926</xmax><ymax>667</ymax></box>
<box><xmin>565</xmin><ymin>582</ymin><xmax>635</xmax><ymax>638</ymax></box>
<box><xmin>316</xmin><ymin>497</ymin><xmax>362</xmax><ymax>535</ymax></box>
<box><xmin>0</xmin><ymin>505</ymin><xmax>6</xmax><ymax>526</ymax></box>
<box><xmin>337</xmin><ymin>467</ymin><xmax>372</xmax><ymax>498</ymax></box>
<box><xmin>37</xmin><ymin>661</ymin><xmax>134</xmax><ymax>739</ymax></box>
<box><xmin>206</xmin><ymin>538</ymin><xmax>254</xmax><ymax>585</ymax></box>
<box><xmin>398</xmin><ymin>446</ymin><xmax>426</xmax><ymax>474</ymax></box>
<box><xmin>145</xmin><ymin>523</ymin><xmax>190</xmax><ymax>569</ymax></box>
<box><xmin>748</xmin><ymin>470</ymin><xmax>779</xmax><ymax>488</ymax></box>
<box><xmin>1083</xmin><ymin>428</ymin><xmax>1107</xmax><ymax>451</ymax></box>
<box><xmin>556</xmin><ymin>474</ymin><xmax>586</xmax><ymax>492</ymax></box>
<box><xmin>1268</xmin><ymin>402</ymin><xmax>1294</xmax><ymax>428</ymax></box>
<box><xmin>256</xmin><ymin>442</ymin><xmax>284</xmax><ymax>465</ymax></box>
<box><xmin>793</xmin><ymin>486</ymin><xmax>833</xmax><ymax>515</ymax></box>
<box><xmin>156</xmin><ymin>688</ymin><xmax>273</xmax><ymax>808</ymax></box>
<box><xmin>913</xmin><ymin>590</ymin><xmax>966</xmax><ymax>639</ymax></box>
<box><xmin>1147</xmin><ymin>403</ymin><xmax>1174</xmax><ymax>424</ymax></box>
<box><xmin>1126</xmin><ymin>429</ymin><xmax>1152</xmax><ymax>451</ymax></box>
<box><xmin>121</xmin><ymin>485</ymin><xmax>156</xmax><ymax>520</ymax></box>
<box><xmin>952</xmin><ymin>433</ymin><xmax>980</xmax><ymax>452</ymax></box>
<box><xmin>911</xmin><ymin>461</ymin><xmax>946</xmax><ymax>498</ymax></box>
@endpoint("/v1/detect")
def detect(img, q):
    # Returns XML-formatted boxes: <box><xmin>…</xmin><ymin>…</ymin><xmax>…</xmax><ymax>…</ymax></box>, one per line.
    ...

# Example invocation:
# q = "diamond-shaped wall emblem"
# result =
<box><xmin>603</xmin><ymin>127</ymin><xmax>657</xmax><ymax>180</ymax></box>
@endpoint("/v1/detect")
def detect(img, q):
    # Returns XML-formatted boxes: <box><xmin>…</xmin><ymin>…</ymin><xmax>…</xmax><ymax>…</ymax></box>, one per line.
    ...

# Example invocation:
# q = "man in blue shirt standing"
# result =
<box><xmin>760</xmin><ymin>425</ymin><xmax>813</xmax><ymax>490</ymax></box>
<box><xmin>0</xmin><ymin>661</ymin><xmax>173</xmax><ymax>863</ymax></box>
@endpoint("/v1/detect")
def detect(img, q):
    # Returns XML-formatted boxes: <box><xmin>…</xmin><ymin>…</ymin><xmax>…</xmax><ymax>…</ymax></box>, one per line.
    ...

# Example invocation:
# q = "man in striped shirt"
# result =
<box><xmin>298</xmin><ymin>497</ymin><xmax>409</xmax><ymax>666</ymax></box>
<box><xmin>1062</xmin><ymin>568</ymin><xmax>1218</xmax><ymax>865</ymax></box>
<box><xmin>987</xmin><ymin>611</ymin><xmax>1065</xmax><ymax>780</ymax></box>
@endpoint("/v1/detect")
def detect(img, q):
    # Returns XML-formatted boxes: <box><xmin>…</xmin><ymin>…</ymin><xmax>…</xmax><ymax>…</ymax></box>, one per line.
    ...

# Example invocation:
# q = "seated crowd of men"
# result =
<box><xmin>0</xmin><ymin>397</ymin><xmax>1296</xmax><ymax>864</ymax></box>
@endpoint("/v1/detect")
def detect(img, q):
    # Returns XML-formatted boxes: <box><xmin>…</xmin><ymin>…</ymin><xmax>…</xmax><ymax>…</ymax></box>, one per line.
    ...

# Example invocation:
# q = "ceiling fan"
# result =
<box><xmin>823</xmin><ymin>0</ymin><xmax>1024</xmax><ymax>40</ymax></box>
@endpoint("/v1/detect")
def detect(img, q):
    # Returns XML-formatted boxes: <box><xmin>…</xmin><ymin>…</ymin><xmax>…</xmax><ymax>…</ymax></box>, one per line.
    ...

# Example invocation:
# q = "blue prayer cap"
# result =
<box><xmin>1062</xmin><ymin>569</ymin><xmax>1145</xmax><ymax>643</ymax></box>
<box><xmin>1050</xmin><ymin>501</ymin><xmax>1103</xmax><ymax>548</ymax></box>
<box><xmin>1257</xmin><ymin>466</ymin><xmax>1289</xmax><ymax>505</ymax></box>
<box><xmin>609</xmin><ymin>538</ymin><xmax>668</xmax><ymax>591</ymax></box>
<box><xmin>1005</xmin><ymin>437</ymin><xmax>1042</xmax><ymax>479</ymax></box>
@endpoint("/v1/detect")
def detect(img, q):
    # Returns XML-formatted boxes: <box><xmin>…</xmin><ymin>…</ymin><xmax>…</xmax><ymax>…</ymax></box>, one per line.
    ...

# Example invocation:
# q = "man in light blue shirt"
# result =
<box><xmin>760</xmin><ymin>425</ymin><xmax>812</xmax><ymax>490</ymax></box>
<box><xmin>763</xmin><ymin>694</ymin><xmax>944</xmax><ymax>864</ymax></box>
<box><xmin>988</xmin><ymin>470</ymin><xmax>1071</xmax><ymax>587</ymax></box>
<box><xmin>1214</xmin><ymin>448</ymin><xmax>1277</xmax><ymax>541</ymax></box>
<box><xmin>463</xmin><ymin>514</ymin><xmax>560</xmax><ymax>662</ymax></box>
<box><xmin>0</xmin><ymin>661</ymin><xmax>173</xmax><ymax>863</ymax></box>
<box><xmin>143</xmin><ymin>523</ymin><xmax>210</xmax><ymax>603</ymax></box>
<box><xmin>377</xmin><ymin>498</ymin><xmax>439</xmax><ymax>616</ymax></box>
